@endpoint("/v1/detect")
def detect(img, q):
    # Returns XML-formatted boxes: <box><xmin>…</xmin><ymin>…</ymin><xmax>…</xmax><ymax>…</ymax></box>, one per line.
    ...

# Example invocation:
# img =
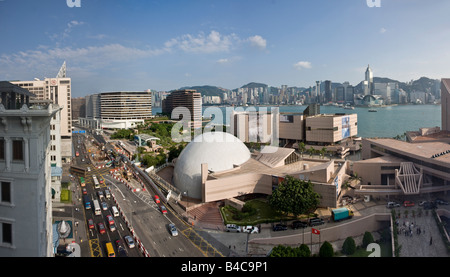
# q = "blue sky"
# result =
<box><xmin>1</xmin><ymin>0</ymin><xmax>450</xmax><ymax>97</ymax></box>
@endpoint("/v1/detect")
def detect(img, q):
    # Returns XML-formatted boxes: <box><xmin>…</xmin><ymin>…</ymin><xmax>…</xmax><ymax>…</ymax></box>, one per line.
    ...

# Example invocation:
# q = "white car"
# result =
<box><xmin>242</xmin><ymin>226</ymin><xmax>259</xmax><ymax>234</ymax></box>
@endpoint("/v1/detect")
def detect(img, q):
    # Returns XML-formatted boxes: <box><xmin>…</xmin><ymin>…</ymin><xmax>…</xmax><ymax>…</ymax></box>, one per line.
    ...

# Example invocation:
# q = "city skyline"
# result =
<box><xmin>1</xmin><ymin>0</ymin><xmax>450</xmax><ymax>97</ymax></box>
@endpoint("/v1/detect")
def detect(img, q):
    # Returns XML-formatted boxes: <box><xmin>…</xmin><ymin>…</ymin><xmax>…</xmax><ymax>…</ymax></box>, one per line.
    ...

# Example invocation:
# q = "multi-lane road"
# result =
<box><xmin>71</xmin><ymin>132</ymin><xmax>208</xmax><ymax>257</ymax></box>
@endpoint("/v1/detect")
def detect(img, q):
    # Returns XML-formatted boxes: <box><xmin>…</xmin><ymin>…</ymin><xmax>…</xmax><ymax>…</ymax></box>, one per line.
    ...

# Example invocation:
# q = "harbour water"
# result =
<box><xmin>152</xmin><ymin>104</ymin><xmax>441</xmax><ymax>139</ymax></box>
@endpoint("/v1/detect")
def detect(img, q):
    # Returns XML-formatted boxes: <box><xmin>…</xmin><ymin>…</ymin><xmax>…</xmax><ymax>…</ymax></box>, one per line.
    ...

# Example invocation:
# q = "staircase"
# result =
<box><xmin>188</xmin><ymin>202</ymin><xmax>224</xmax><ymax>230</ymax></box>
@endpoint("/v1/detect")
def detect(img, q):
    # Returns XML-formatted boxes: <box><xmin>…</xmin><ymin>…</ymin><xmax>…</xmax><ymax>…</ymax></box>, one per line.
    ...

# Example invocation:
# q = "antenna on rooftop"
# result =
<box><xmin>56</xmin><ymin>61</ymin><xmax>66</xmax><ymax>78</ymax></box>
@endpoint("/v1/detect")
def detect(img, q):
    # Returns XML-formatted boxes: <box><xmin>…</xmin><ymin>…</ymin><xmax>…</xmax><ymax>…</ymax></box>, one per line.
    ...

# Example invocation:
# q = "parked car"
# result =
<box><xmin>124</xmin><ymin>235</ymin><xmax>135</xmax><ymax>248</ymax></box>
<box><xmin>168</xmin><ymin>223</ymin><xmax>178</xmax><ymax>236</ymax></box>
<box><xmin>291</xmin><ymin>221</ymin><xmax>308</xmax><ymax>229</ymax></box>
<box><xmin>160</xmin><ymin>205</ymin><xmax>167</xmax><ymax>214</ymax></box>
<box><xmin>403</xmin><ymin>201</ymin><xmax>415</xmax><ymax>207</ymax></box>
<box><xmin>424</xmin><ymin>201</ymin><xmax>437</xmax><ymax>210</ymax></box>
<box><xmin>98</xmin><ymin>223</ymin><xmax>106</xmax><ymax>234</ymax></box>
<box><xmin>387</xmin><ymin>202</ymin><xmax>401</xmax><ymax>208</ymax></box>
<box><xmin>436</xmin><ymin>199</ymin><xmax>449</xmax><ymax>205</ymax></box>
<box><xmin>309</xmin><ymin>217</ymin><xmax>325</xmax><ymax>227</ymax></box>
<box><xmin>225</xmin><ymin>224</ymin><xmax>241</xmax><ymax>233</ymax></box>
<box><xmin>242</xmin><ymin>226</ymin><xmax>259</xmax><ymax>234</ymax></box>
<box><xmin>272</xmin><ymin>224</ymin><xmax>288</xmax><ymax>231</ymax></box>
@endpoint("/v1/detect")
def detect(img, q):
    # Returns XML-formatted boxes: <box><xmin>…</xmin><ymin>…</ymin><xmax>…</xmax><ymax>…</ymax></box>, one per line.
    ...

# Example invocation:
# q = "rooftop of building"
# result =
<box><xmin>366</xmin><ymin>138</ymin><xmax>450</xmax><ymax>164</ymax></box>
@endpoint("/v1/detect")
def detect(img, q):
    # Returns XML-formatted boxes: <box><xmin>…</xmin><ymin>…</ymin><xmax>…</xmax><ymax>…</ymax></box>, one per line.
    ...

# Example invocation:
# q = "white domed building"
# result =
<box><xmin>173</xmin><ymin>132</ymin><xmax>251</xmax><ymax>200</ymax></box>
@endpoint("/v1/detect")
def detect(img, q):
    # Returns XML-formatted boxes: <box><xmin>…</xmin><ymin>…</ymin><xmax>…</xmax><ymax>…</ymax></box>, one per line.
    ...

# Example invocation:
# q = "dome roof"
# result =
<box><xmin>173</xmin><ymin>132</ymin><xmax>251</xmax><ymax>199</ymax></box>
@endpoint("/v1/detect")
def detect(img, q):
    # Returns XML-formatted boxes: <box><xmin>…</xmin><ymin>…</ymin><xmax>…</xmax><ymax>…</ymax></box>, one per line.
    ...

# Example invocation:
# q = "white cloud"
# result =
<box><xmin>380</xmin><ymin>27</ymin><xmax>387</xmax><ymax>34</ymax></box>
<box><xmin>0</xmin><ymin>43</ymin><xmax>168</xmax><ymax>78</ymax></box>
<box><xmin>293</xmin><ymin>61</ymin><xmax>312</xmax><ymax>70</ymax></box>
<box><xmin>165</xmin><ymin>30</ymin><xmax>239</xmax><ymax>53</ymax></box>
<box><xmin>216</xmin><ymin>58</ymin><xmax>229</xmax><ymax>64</ymax></box>
<box><xmin>247</xmin><ymin>35</ymin><xmax>267</xmax><ymax>49</ymax></box>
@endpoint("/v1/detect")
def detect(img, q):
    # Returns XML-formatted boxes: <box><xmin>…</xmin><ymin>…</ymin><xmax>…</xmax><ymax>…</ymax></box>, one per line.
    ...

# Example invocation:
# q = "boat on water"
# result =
<box><xmin>344</xmin><ymin>106</ymin><xmax>354</xmax><ymax>110</ymax></box>
<box><xmin>368</xmin><ymin>109</ymin><xmax>377</xmax><ymax>112</ymax></box>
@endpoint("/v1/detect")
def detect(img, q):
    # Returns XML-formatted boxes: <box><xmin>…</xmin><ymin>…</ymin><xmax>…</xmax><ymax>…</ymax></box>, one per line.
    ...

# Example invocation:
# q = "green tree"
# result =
<box><xmin>319</xmin><ymin>147</ymin><xmax>327</xmax><ymax>159</ymax></box>
<box><xmin>268</xmin><ymin>175</ymin><xmax>321</xmax><ymax>217</ymax></box>
<box><xmin>319</xmin><ymin>241</ymin><xmax>334</xmax><ymax>257</ymax></box>
<box><xmin>362</xmin><ymin>231</ymin><xmax>375</xmax><ymax>248</ymax></box>
<box><xmin>298</xmin><ymin>142</ymin><xmax>306</xmax><ymax>157</ymax></box>
<box><xmin>342</xmin><ymin>237</ymin><xmax>356</xmax><ymax>255</ymax></box>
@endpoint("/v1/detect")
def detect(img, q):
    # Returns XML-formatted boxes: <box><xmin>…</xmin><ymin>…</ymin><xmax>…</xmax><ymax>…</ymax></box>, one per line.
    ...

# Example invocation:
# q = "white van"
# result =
<box><xmin>111</xmin><ymin>206</ymin><xmax>119</xmax><ymax>217</ymax></box>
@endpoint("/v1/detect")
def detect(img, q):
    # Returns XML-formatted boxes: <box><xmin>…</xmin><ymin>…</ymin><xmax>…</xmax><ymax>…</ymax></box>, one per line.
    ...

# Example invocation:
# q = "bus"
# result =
<box><xmin>93</xmin><ymin>199</ymin><xmax>101</xmax><ymax>215</ymax></box>
<box><xmin>93</xmin><ymin>175</ymin><xmax>100</xmax><ymax>189</ymax></box>
<box><xmin>80</xmin><ymin>177</ymin><xmax>86</xmax><ymax>187</ymax></box>
<box><xmin>105</xmin><ymin>242</ymin><xmax>115</xmax><ymax>257</ymax></box>
<box><xmin>83</xmin><ymin>195</ymin><xmax>91</xmax><ymax>210</ymax></box>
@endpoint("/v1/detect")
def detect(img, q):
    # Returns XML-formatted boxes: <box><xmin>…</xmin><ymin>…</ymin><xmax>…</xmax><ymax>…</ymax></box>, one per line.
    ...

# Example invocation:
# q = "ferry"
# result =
<box><xmin>368</xmin><ymin>109</ymin><xmax>377</xmax><ymax>112</ymax></box>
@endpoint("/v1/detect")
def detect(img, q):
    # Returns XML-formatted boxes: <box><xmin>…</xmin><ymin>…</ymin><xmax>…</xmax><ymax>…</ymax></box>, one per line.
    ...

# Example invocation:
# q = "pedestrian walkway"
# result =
<box><xmin>395</xmin><ymin>209</ymin><xmax>449</xmax><ymax>257</ymax></box>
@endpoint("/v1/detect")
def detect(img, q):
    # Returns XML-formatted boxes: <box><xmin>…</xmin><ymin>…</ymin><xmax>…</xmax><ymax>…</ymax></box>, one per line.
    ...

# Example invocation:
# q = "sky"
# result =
<box><xmin>1</xmin><ymin>0</ymin><xmax>450</xmax><ymax>97</ymax></box>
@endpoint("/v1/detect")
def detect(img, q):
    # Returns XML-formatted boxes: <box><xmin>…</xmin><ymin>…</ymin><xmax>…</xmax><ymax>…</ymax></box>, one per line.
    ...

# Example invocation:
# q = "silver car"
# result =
<box><xmin>169</xmin><ymin>223</ymin><xmax>178</xmax><ymax>236</ymax></box>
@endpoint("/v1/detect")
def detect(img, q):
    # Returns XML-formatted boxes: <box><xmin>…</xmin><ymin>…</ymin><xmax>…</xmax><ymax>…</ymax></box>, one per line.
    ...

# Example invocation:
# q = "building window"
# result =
<box><xmin>2</xmin><ymin>222</ymin><xmax>12</xmax><ymax>244</ymax></box>
<box><xmin>12</xmin><ymin>140</ymin><xmax>23</xmax><ymax>161</ymax></box>
<box><xmin>1</xmin><ymin>182</ymin><xmax>11</xmax><ymax>203</ymax></box>
<box><xmin>0</xmin><ymin>139</ymin><xmax>4</xmax><ymax>160</ymax></box>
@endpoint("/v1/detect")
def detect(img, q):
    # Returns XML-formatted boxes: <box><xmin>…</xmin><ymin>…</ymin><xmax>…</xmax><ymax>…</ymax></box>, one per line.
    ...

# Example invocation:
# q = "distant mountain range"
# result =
<box><xmin>178</xmin><ymin>76</ymin><xmax>440</xmax><ymax>97</ymax></box>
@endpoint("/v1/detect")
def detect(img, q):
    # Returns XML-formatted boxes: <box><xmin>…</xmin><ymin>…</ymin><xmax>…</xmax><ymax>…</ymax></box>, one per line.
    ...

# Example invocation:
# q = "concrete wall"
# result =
<box><xmin>249</xmin><ymin>213</ymin><xmax>390</xmax><ymax>246</ymax></box>
<box><xmin>203</xmin><ymin>173</ymin><xmax>272</xmax><ymax>203</ymax></box>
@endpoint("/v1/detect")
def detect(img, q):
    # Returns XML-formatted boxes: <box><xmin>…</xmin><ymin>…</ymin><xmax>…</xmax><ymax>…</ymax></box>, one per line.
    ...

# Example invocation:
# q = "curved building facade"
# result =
<box><xmin>173</xmin><ymin>132</ymin><xmax>251</xmax><ymax>199</ymax></box>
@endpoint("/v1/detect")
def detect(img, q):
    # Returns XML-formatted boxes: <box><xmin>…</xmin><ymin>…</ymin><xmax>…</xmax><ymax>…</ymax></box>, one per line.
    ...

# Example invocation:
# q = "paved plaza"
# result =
<box><xmin>395</xmin><ymin>207</ymin><xmax>449</xmax><ymax>257</ymax></box>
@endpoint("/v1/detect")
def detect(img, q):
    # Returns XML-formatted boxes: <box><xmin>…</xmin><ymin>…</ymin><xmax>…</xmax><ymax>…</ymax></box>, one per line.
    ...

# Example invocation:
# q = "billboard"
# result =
<box><xmin>342</xmin><ymin>116</ymin><xmax>350</xmax><ymax>139</ymax></box>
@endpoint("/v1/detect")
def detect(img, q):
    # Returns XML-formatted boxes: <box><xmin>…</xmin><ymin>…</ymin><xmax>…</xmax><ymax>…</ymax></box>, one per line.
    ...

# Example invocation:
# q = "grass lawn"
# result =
<box><xmin>221</xmin><ymin>198</ymin><xmax>301</xmax><ymax>225</ymax></box>
<box><xmin>348</xmin><ymin>242</ymin><xmax>392</xmax><ymax>257</ymax></box>
<box><xmin>60</xmin><ymin>189</ymin><xmax>71</xmax><ymax>203</ymax></box>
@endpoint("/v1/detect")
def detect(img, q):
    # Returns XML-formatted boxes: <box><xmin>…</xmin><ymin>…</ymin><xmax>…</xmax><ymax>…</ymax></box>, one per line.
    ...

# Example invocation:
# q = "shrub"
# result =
<box><xmin>362</xmin><ymin>231</ymin><xmax>375</xmax><ymax>248</ymax></box>
<box><xmin>319</xmin><ymin>241</ymin><xmax>334</xmax><ymax>257</ymax></box>
<box><xmin>342</xmin><ymin>237</ymin><xmax>356</xmax><ymax>255</ymax></box>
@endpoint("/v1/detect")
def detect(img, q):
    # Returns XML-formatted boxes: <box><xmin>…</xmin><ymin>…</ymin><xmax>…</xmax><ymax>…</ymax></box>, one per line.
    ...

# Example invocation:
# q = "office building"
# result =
<box><xmin>365</xmin><ymin>64</ymin><xmax>374</xmax><ymax>95</ymax></box>
<box><xmin>162</xmin><ymin>89</ymin><xmax>202</xmax><ymax>129</ymax></box>
<box><xmin>441</xmin><ymin>79</ymin><xmax>450</xmax><ymax>131</ymax></box>
<box><xmin>81</xmin><ymin>91</ymin><xmax>152</xmax><ymax>129</ymax></box>
<box><xmin>0</xmin><ymin>82</ymin><xmax>61</xmax><ymax>256</ymax></box>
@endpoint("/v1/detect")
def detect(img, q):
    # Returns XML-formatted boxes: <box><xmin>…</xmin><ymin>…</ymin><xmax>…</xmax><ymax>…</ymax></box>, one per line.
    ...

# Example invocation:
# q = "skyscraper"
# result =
<box><xmin>162</xmin><ymin>89</ymin><xmax>202</xmax><ymax>129</ymax></box>
<box><xmin>365</xmin><ymin>64</ymin><xmax>374</xmax><ymax>95</ymax></box>
<box><xmin>324</xmin><ymin>80</ymin><xmax>332</xmax><ymax>103</ymax></box>
<box><xmin>441</xmin><ymin>79</ymin><xmax>450</xmax><ymax>131</ymax></box>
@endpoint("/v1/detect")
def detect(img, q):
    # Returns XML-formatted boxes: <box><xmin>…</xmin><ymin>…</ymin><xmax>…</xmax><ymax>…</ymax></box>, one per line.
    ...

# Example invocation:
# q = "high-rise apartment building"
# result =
<box><xmin>11</xmin><ymin>63</ymin><xmax>72</xmax><ymax>162</ymax></box>
<box><xmin>441</xmin><ymin>79</ymin><xmax>450</xmax><ymax>131</ymax></box>
<box><xmin>0</xmin><ymin>82</ymin><xmax>61</xmax><ymax>256</ymax></box>
<box><xmin>162</xmin><ymin>89</ymin><xmax>202</xmax><ymax>129</ymax></box>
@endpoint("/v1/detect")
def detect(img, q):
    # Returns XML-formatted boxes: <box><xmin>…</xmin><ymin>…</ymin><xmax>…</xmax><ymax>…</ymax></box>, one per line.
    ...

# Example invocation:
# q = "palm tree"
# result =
<box><xmin>308</xmin><ymin>146</ymin><xmax>315</xmax><ymax>158</ymax></box>
<box><xmin>298</xmin><ymin>142</ymin><xmax>306</xmax><ymax>157</ymax></box>
<box><xmin>320</xmin><ymin>147</ymin><xmax>327</xmax><ymax>159</ymax></box>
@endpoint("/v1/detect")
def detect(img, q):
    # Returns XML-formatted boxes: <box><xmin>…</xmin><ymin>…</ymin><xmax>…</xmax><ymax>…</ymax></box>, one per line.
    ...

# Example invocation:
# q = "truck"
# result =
<box><xmin>83</xmin><ymin>195</ymin><xmax>91</xmax><ymax>210</ymax></box>
<box><xmin>331</xmin><ymin>207</ymin><xmax>354</xmax><ymax>221</ymax></box>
